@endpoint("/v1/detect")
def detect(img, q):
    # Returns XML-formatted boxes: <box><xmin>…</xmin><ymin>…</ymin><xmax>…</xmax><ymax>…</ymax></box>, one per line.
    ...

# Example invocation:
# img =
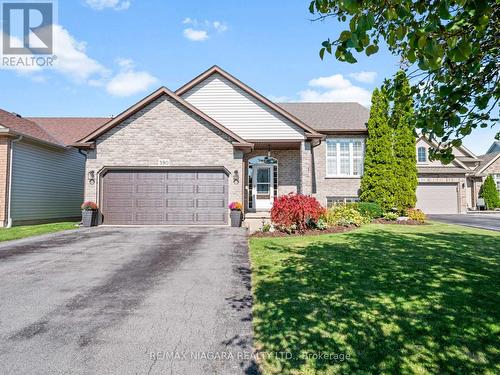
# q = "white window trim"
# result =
<box><xmin>325</xmin><ymin>138</ymin><xmax>365</xmax><ymax>178</ymax></box>
<box><xmin>417</xmin><ymin>146</ymin><xmax>427</xmax><ymax>164</ymax></box>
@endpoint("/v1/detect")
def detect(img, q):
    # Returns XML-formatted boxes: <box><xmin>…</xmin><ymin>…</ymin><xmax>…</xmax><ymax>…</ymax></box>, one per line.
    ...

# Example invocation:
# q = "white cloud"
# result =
<box><xmin>212</xmin><ymin>21</ymin><xmax>228</xmax><ymax>33</ymax></box>
<box><xmin>183</xmin><ymin>28</ymin><xmax>209</xmax><ymax>42</ymax></box>
<box><xmin>106</xmin><ymin>58</ymin><xmax>158</xmax><ymax>96</ymax></box>
<box><xmin>51</xmin><ymin>25</ymin><xmax>109</xmax><ymax>82</ymax></box>
<box><xmin>182</xmin><ymin>18</ymin><xmax>227</xmax><ymax>41</ymax></box>
<box><xmin>309</xmin><ymin>74</ymin><xmax>352</xmax><ymax>90</ymax></box>
<box><xmin>86</xmin><ymin>0</ymin><xmax>131</xmax><ymax>10</ymax></box>
<box><xmin>1</xmin><ymin>25</ymin><xmax>157</xmax><ymax>97</ymax></box>
<box><xmin>301</xmin><ymin>73</ymin><xmax>373</xmax><ymax>107</ymax></box>
<box><xmin>348</xmin><ymin>71</ymin><xmax>377</xmax><ymax>84</ymax></box>
<box><xmin>0</xmin><ymin>25</ymin><xmax>108</xmax><ymax>81</ymax></box>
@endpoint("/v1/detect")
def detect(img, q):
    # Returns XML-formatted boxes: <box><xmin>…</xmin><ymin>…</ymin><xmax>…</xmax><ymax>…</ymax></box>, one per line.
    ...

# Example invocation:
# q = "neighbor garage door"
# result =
<box><xmin>102</xmin><ymin>170</ymin><xmax>228</xmax><ymax>225</ymax></box>
<box><xmin>416</xmin><ymin>183</ymin><xmax>459</xmax><ymax>214</ymax></box>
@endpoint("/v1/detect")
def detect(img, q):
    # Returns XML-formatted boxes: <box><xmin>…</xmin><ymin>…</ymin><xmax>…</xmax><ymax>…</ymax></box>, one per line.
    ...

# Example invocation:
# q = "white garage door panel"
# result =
<box><xmin>416</xmin><ymin>183</ymin><xmax>458</xmax><ymax>214</ymax></box>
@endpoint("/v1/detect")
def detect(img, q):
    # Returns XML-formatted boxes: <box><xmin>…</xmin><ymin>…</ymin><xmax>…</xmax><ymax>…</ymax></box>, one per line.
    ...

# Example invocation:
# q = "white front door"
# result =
<box><xmin>253</xmin><ymin>165</ymin><xmax>273</xmax><ymax>210</ymax></box>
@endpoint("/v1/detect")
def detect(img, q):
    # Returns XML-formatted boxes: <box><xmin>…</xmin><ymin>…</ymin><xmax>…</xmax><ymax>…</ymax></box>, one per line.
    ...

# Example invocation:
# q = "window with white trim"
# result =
<box><xmin>417</xmin><ymin>147</ymin><xmax>427</xmax><ymax>163</ymax></box>
<box><xmin>326</xmin><ymin>138</ymin><xmax>364</xmax><ymax>177</ymax></box>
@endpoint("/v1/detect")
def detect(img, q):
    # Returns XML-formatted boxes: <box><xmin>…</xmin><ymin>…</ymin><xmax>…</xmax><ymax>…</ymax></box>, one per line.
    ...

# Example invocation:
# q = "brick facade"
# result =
<box><xmin>85</xmin><ymin>95</ymin><xmax>244</xmax><ymax>220</ymax></box>
<box><xmin>311</xmin><ymin>140</ymin><xmax>361</xmax><ymax>206</ymax></box>
<box><xmin>0</xmin><ymin>137</ymin><xmax>10</xmax><ymax>226</ymax></box>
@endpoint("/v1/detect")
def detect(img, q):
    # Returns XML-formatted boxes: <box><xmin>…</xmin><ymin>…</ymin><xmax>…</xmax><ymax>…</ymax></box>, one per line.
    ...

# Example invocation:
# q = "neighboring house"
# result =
<box><xmin>0</xmin><ymin>109</ymin><xmax>108</xmax><ymax>227</ymax></box>
<box><xmin>71</xmin><ymin>66</ymin><xmax>487</xmax><ymax>225</ymax></box>
<box><xmin>474</xmin><ymin>141</ymin><xmax>500</xmax><ymax>206</ymax></box>
<box><xmin>486</xmin><ymin>141</ymin><xmax>500</xmax><ymax>154</ymax></box>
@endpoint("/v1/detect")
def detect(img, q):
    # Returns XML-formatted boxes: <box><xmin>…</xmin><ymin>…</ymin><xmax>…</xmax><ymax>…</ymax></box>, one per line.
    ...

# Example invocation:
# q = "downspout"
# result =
<box><xmin>6</xmin><ymin>135</ymin><xmax>23</xmax><ymax>228</ymax></box>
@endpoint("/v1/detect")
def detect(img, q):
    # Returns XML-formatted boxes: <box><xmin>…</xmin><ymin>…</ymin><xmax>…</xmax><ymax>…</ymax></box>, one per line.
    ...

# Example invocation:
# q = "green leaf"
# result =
<box><xmin>343</xmin><ymin>0</ymin><xmax>359</xmax><ymax>13</ymax></box>
<box><xmin>475</xmin><ymin>95</ymin><xmax>490</xmax><ymax>110</ymax></box>
<box><xmin>308</xmin><ymin>1</ymin><xmax>315</xmax><ymax>14</ymax></box>
<box><xmin>345</xmin><ymin>51</ymin><xmax>357</xmax><ymax>63</ymax></box>
<box><xmin>349</xmin><ymin>17</ymin><xmax>357</xmax><ymax>32</ymax></box>
<box><xmin>319</xmin><ymin>48</ymin><xmax>325</xmax><ymax>60</ymax></box>
<box><xmin>439</xmin><ymin>1</ymin><xmax>451</xmax><ymax>19</ymax></box>
<box><xmin>366</xmin><ymin>44</ymin><xmax>379</xmax><ymax>56</ymax></box>
<box><xmin>418</xmin><ymin>36</ymin><xmax>427</xmax><ymax>49</ymax></box>
<box><xmin>339</xmin><ymin>31</ymin><xmax>351</xmax><ymax>41</ymax></box>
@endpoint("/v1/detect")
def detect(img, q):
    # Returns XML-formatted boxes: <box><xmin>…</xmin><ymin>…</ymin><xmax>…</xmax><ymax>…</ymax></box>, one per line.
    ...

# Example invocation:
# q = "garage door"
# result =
<box><xmin>416</xmin><ymin>183</ymin><xmax>458</xmax><ymax>214</ymax></box>
<box><xmin>102</xmin><ymin>170</ymin><xmax>228</xmax><ymax>225</ymax></box>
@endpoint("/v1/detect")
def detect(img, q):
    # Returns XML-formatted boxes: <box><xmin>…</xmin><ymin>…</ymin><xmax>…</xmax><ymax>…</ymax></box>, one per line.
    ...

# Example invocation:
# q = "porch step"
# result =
<box><xmin>243</xmin><ymin>212</ymin><xmax>271</xmax><ymax>233</ymax></box>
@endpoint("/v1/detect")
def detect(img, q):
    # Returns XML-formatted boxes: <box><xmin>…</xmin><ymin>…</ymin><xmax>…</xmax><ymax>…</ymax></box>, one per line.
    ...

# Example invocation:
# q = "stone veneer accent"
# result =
<box><xmin>84</xmin><ymin>95</ymin><xmax>244</xmax><ymax>220</ymax></box>
<box><xmin>0</xmin><ymin>137</ymin><xmax>10</xmax><ymax>226</ymax></box>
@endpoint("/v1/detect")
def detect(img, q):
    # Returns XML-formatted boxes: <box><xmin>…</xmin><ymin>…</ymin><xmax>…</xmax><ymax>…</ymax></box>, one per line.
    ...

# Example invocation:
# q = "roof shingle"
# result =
<box><xmin>277</xmin><ymin>102</ymin><xmax>369</xmax><ymax>132</ymax></box>
<box><xmin>27</xmin><ymin>117</ymin><xmax>109</xmax><ymax>145</ymax></box>
<box><xmin>0</xmin><ymin>109</ymin><xmax>61</xmax><ymax>145</ymax></box>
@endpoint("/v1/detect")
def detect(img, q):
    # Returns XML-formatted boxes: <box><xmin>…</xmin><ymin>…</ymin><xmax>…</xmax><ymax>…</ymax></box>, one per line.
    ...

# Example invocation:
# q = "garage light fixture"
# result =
<box><xmin>88</xmin><ymin>170</ymin><xmax>96</xmax><ymax>185</ymax></box>
<box><xmin>233</xmin><ymin>170</ymin><xmax>239</xmax><ymax>184</ymax></box>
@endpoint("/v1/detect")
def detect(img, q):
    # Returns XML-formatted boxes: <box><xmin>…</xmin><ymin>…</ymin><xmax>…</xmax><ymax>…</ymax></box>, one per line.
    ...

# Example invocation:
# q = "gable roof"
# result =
<box><xmin>417</xmin><ymin>135</ymin><xmax>468</xmax><ymax>169</ymax></box>
<box><xmin>27</xmin><ymin>117</ymin><xmax>109</xmax><ymax>145</ymax></box>
<box><xmin>486</xmin><ymin>141</ymin><xmax>500</xmax><ymax>154</ymax></box>
<box><xmin>77</xmin><ymin>86</ymin><xmax>252</xmax><ymax>148</ymax></box>
<box><xmin>175</xmin><ymin>65</ymin><xmax>323</xmax><ymax>139</ymax></box>
<box><xmin>476</xmin><ymin>152</ymin><xmax>500</xmax><ymax>173</ymax></box>
<box><xmin>0</xmin><ymin>108</ymin><xmax>63</xmax><ymax>147</ymax></box>
<box><xmin>278</xmin><ymin>102</ymin><xmax>369</xmax><ymax>132</ymax></box>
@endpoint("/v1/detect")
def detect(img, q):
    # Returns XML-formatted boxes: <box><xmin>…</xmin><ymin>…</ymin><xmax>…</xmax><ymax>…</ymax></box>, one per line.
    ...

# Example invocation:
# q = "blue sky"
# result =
<box><xmin>0</xmin><ymin>0</ymin><xmax>496</xmax><ymax>154</ymax></box>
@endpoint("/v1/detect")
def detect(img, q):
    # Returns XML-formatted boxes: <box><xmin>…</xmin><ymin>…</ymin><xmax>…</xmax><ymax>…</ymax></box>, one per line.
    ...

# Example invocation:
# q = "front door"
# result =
<box><xmin>253</xmin><ymin>165</ymin><xmax>273</xmax><ymax>210</ymax></box>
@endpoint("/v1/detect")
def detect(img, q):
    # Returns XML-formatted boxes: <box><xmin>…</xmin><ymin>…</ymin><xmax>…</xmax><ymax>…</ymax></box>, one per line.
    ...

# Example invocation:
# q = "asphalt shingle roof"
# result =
<box><xmin>0</xmin><ymin>109</ymin><xmax>61</xmax><ymax>145</ymax></box>
<box><xmin>27</xmin><ymin>117</ymin><xmax>109</xmax><ymax>145</ymax></box>
<box><xmin>278</xmin><ymin>102</ymin><xmax>369</xmax><ymax>132</ymax></box>
<box><xmin>476</xmin><ymin>152</ymin><xmax>500</xmax><ymax>172</ymax></box>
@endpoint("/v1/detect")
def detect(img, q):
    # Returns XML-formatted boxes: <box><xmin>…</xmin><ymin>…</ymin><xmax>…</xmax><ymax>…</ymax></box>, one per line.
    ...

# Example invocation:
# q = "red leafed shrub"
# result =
<box><xmin>271</xmin><ymin>193</ymin><xmax>325</xmax><ymax>232</ymax></box>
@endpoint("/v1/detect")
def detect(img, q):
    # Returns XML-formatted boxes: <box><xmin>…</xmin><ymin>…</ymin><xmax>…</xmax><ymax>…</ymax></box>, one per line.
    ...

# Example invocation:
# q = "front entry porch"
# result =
<box><xmin>243</xmin><ymin>141</ymin><xmax>311</xmax><ymax>231</ymax></box>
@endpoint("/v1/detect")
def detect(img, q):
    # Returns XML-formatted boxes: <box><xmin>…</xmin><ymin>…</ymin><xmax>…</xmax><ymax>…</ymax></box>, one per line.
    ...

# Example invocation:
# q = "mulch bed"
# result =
<box><xmin>250</xmin><ymin>225</ymin><xmax>357</xmax><ymax>238</ymax></box>
<box><xmin>372</xmin><ymin>218</ymin><xmax>427</xmax><ymax>225</ymax></box>
<box><xmin>251</xmin><ymin>219</ymin><xmax>428</xmax><ymax>237</ymax></box>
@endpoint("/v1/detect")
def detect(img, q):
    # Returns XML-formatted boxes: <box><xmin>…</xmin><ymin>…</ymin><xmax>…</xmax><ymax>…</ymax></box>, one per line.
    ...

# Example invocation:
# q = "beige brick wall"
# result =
<box><xmin>311</xmin><ymin>140</ymin><xmax>362</xmax><ymax>206</ymax></box>
<box><xmin>85</xmin><ymin>95</ymin><xmax>244</xmax><ymax>220</ymax></box>
<box><xmin>0</xmin><ymin>137</ymin><xmax>10</xmax><ymax>226</ymax></box>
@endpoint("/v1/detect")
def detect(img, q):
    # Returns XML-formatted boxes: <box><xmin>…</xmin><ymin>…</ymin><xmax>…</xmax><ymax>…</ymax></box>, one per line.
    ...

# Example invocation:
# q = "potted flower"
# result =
<box><xmin>81</xmin><ymin>201</ymin><xmax>98</xmax><ymax>227</ymax></box>
<box><xmin>228</xmin><ymin>201</ymin><xmax>243</xmax><ymax>227</ymax></box>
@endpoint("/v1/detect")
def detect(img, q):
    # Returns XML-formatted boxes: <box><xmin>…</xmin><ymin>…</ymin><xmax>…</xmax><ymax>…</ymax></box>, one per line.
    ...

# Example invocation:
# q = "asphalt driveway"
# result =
<box><xmin>429</xmin><ymin>214</ymin><xmax>500</xmax><ymax>232</ymax></box>
<box><xmin>0</xmin><ymin>227</ymin><xmax>258</xmax><ymax>375</ymax></box>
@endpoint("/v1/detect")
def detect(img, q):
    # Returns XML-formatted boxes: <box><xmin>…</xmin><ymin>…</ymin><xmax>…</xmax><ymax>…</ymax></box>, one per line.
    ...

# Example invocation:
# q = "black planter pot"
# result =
<box><xmin>82</xmin><ymin>210</ymin><xmax>98</xmax><ymax>227</ymax></box>
<box><xmin>230</xmin><ymin>210</ymin><xmax>242</xmax><ymax>227</ymax></box>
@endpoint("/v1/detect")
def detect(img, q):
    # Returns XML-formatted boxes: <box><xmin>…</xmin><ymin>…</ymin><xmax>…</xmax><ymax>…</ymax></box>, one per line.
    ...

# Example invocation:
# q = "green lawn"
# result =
<box><xmin>0</xmin><ymin>222</ymin><xmax>78</xmax><ymax>242</ymax></box>
<box><xmin>249</xmin><ymin>223</ymin><xmax>500</xmax><ymax>374</ymax></box>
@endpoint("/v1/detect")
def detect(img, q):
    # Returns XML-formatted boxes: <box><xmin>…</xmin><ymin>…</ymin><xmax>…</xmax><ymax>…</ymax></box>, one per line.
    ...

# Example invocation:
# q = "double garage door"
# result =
<box><xmin>102</xmin><ymin>170</ymin><xmax>228</xmax><ymax>225</ymax></box>
<box><xmin>416</xmin><ymin>183</ymin><xmax>459</xmax><ymax>214</ymax></box>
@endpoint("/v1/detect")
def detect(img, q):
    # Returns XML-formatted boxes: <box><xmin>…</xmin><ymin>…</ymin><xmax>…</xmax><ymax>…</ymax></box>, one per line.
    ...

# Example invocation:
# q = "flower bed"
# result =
<box><xmin>373</xmin><ymin>218</ymin><xmax>427</xmax><ymax>225</ymax></box>
<box><xmin>251</xmin><ymin>225</ymin><xmax>357</xmax><ymax>238</ymax></box>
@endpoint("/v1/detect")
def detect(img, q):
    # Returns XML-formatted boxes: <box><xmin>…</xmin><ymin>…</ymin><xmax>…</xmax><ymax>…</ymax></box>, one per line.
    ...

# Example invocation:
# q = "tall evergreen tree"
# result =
<box><xmin>360</xmin><ymin>88</ymin><xmax>396</xmax><ymax>211</ymax></box>
<box><xmin>480</xmin><ymin>175</ymin><xmax>500</xmax><ymax>209</ymax></box>
<box><xmin>391</xmin><ymin>71</ymin><xmax>418</xmax><ymax>212</ymax></box>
